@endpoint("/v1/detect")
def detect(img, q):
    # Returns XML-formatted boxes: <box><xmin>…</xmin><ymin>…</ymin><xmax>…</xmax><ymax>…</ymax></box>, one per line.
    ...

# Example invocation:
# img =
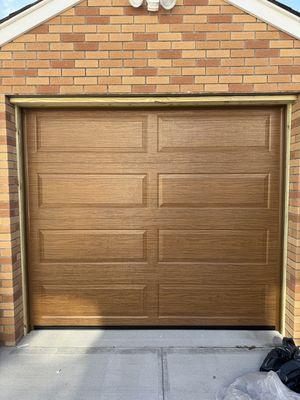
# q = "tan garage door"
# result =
<box><xmin>24</xmin><ymin>106</ymin><xmax>284</xmax><ymax>328</ymax></box>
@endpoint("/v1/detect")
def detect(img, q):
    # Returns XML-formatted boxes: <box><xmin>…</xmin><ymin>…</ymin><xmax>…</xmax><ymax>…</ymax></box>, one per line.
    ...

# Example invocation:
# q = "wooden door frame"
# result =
<box><xmin>12</xmin><ymin>94</ymin><xmax>297</xmax><ymax>334</ymax></box>
<box><xmin>282</xmin><ymin>103</ymin><xmax>293</xmax><ymax>333</ymax></box>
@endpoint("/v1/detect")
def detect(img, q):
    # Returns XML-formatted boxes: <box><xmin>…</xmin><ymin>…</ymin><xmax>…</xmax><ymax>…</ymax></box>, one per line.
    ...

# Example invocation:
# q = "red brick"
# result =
<box><xmin>134</xmin><ymin>68</ymin><xmax>158</xmax><ymax>76</ymax></box>
<box><xmin>158</xmin><ymin>50</ymin><xmax>182</xmax><ymax>59</ymax></box>
<box><xmin>170</xmin><ymin>76</ymin><xmax>194</xmax><ymax>84</ymax></box>
<box><xmin>246</xmin><ymin>40</ymin><xmax>270</xmax><ymax>49</ymax></box>
<box><xmin>134</xmin><ymin>33</ymin><xmax>158</xmax><ymax>41</ymax></box>
<box><xmin>182</xmin><ymin>33</ymin><xmax>206</xmax><ymax>40</ymax></box>
<box><xmin>14</xmin><ymin>69</ymin><xmax>38</xmax><ymax>77</ymax></box>
<box><xmin>30</xmin><ymin>25</ymin><xmax>49</xmax><ymax>34</ymax></box>
<box><xmin>74</xmin><ymin>42</ymin><xmax>99</xmax><ymax>51</ymax></box>
<box><xmin>75</xmin><ymin>7</ymin><xmax>99</xmax><ymax>16</ymax></box>
<box><xmin>279</xmin><ymin>66</ymin><xmax>300</xmax><ymax>74</ymax></box>
<box><xmin>60</xmin><ymin>34</ymin><xmax>85</xmax><ymax>42</ymax></box>
<box><xmin>256</xmin><ymin>49</ymin><xmax>280</xmax><ymax>57</ymax></box>
<box><xmin>86</xmin><ymin>16</ymin><xmax>110</xmax><ymax>24</ymax></box>
<box><xmin>159</xmin><ymin>15</ymin><xmax>183</xmax><ymax>24</ymax></box>
<box><xmin>51</xmin><ymin>60</ymin><xmax>75</xmax><ymax>68</ymax></box>
<box><xmin>208</xmin><ymin>15</ymin><xmax>232</xmax><ymax>23</ymax></box>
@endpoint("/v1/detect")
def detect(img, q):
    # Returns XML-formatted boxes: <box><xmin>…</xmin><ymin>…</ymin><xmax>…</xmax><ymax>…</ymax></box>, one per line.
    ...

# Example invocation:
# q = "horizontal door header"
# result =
<box><xmin>10</xmin><ymin>95</ymin><xmax>297</xmax><ymax>108</ymax></box>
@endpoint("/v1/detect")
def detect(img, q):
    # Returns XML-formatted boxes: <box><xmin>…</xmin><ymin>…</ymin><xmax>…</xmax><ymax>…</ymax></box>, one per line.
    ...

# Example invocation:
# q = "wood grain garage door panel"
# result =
<box><xmin>38</xmin><ymin>174</ymin><xmax>147</xmax><ymax>207</ymax></box>
<box><xmin>159</xmin><ymin>285</ymin><xmax>276</xmax><ymax>325</ymax></box>
<box><xmin>159</xmin><ymin>174</ymin><xmax>269</xmax><ymax>208</ymax></box>
<box><xmin>33</xmin><ymin>284</ymin><xmax>159</xmax><ymax>325</ymax></box>
<box><xmin>158</xmin><ymin>230</ymin><xmax>268</xmax><ymax>264</ymax></box>
<box><xmin>35</xmin><ymin>112</ymin><xmax>147</xmax><ymax>152</ymax></box>
<box><xmin>158</xmin><ymin>113</ymin><xmax>270</xmax><ymax>151</ymax></box>
<box><xmin>24</xmin><ymin>106</ymin><xmax>283</xmax><ymax>327</ymax></box>
<box><xmin>40</xmin><ymin>230</ymin><xmax>147</xmax><ymax>263</ymax></box>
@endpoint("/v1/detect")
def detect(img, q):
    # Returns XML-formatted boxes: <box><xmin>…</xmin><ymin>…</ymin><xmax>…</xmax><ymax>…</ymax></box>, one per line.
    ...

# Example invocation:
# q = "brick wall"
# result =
<box><xmin>0</xmin><ymin>0</ymin><xmax>300</xmax><ymax>95</ymax></box>
<box><xmin>0</xmin><ymin>0</ymin><xmax>300</xmax><ymax>344</ymax></box>
<box><xmin>0</xmin><ymin>96</ymin><xmax>23</xmax><ymax>346</ymax></box>
<box><xmin>287</xmin><ymin>100</ymin><xmax>300</xmax><ymax>339</ymax></box>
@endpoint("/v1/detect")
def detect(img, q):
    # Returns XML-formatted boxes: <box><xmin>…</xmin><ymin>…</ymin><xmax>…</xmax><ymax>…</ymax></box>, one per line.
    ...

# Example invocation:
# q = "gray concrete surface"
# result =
<box><xmin>0</xmin><ymin>330</ymin><xmax>282</xmax><ymax>400</ymax></box>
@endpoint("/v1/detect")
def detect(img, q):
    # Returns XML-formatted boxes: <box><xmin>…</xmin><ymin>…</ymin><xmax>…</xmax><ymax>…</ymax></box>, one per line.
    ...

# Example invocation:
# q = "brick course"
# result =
<box><xmin>287</xmin><ymin>101</ymin><xmax>300</xmax><ymax>338</ymax></box>
<box><xmin>0</xmin><ymin>96</ymin><xmax>23</xmax><ymax>346</ymax></box>
<box><xmin>0</xmin><ymin>0</ymin><xmax>300</xmax><ymax>344</ymax></box>
<box><xmin>0</xmin><ymin>0</ymin><xmax>300</xmax><ymax>95</ymax></box>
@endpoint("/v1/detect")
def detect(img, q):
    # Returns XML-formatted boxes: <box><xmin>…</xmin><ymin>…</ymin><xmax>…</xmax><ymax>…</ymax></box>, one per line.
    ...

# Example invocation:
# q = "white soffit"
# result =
<box><xmin>227</xmin><ymin>0</ymin><xmax>300</xmax><ymax>40</ymax></box>
<box><xmin>0</xmin><ymin>0</ymin><xmax>299</xmax><ymax>47</ymax></box>
<box><xmin>0</xmin><ymin>0</ymin><xmax>82</xmax><ymax>47</ymax></box>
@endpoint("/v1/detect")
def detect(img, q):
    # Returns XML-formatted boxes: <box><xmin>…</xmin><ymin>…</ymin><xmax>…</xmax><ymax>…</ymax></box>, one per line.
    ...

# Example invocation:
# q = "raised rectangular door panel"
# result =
<box><xmin>158</xmin><ymin>284</ymin><xmax>276</xmax><ymax>326</ymax></box>
<box><xmin>40</xmin><ymin>230</ymin><xmax>147</xmax><ymax>263</ymax></box>
<box><xmin>33</xmin><ymin>284</ymin><xmax>150</xmax><ymax>325</ymax></box>
<box><xmin>38</xmin><ymin>174</ymin><xmax>147</xmax><ymax>207</ymax></box>
<box><xmin>159</xmin><ymin>174</ymin><xmax>270</xmax><ymax>208</ymax></box>
<box><xmin>158</xmin><ymin>111</ymin><xmax>271</xmax><ymax>151</ymax></box>
<box><xmin>24</xmin><ymin>106</ymin><xmax>283</xmax><ymax>328</ymax></box>
<box><xmin>158</xmin><ymin>229</ymin><xmax>268</xmax><ymax>264</ymax></box>
<box><xmin>34</xmin><ymin>112</ymin><xmax>147</xmax><ymax>152</ymax></box>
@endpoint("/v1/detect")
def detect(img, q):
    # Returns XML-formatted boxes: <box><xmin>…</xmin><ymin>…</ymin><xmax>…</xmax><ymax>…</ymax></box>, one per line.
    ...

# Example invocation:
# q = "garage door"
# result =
<box><xmin>24</xmin><ymin>106</ymin><xmax>283</xmax><ymax>328</ymax></box>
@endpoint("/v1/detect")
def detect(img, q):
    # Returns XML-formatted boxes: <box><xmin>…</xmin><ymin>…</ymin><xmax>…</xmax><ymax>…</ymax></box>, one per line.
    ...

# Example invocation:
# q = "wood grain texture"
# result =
<box><xmin>159</xmin><ymin>174</ymin><xmax>270</xmax><ymax>208</ymax></box>
<box><xmin>11</xmin><ymin>96</ymin><xmax>297</xmax><ymax>108</ymax></box>
<box><xmin>35</xmin><ymin>112</ymin><xmax>147</xmax><ymax>152</ymax></box>
<box><xmin>158</xmin><ymin>229</ymin><xmax>268</xmax><ymax>263</ymax></box>
<box><xmin>158</xmin><ymin>112</ymin><xmax>271</xmax><ymax>151</ymax></box>
<box><xmin>40</xmin><ymin>230</ymin><xmax>147</xmax><ymax>263</ymax></box>
<box><xmin>24</xmin><ymin>106</ymin><xmax>284</xmax><ymax>328</ymax></box>
<box><xmin>159</xmin><ymin>285</ymin><xmax>276</xmax><ymax>326</ymax></box>
<box><xmin>38</xmin><ymin>174</ymin><xmax>147</xmax><ymax>207</ymax></box>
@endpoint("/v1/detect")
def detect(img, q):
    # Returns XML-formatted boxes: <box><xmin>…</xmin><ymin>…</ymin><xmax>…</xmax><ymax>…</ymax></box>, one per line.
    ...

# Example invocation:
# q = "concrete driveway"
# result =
<box><xmin>0</xmin><ymin>329</ymin><xmax>282</xmax><ymax>400</ymax></box>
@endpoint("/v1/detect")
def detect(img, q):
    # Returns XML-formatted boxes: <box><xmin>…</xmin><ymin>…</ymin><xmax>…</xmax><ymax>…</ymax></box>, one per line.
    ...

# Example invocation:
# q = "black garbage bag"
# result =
<box><xmin>260</xmin><ymin>337</ymin><xmax>300</xmax><ymax>394</ymax></box>
<box><xmin>216</xmin><ymin>338</ymin><xmax>300</xmax><ymax>399</ymax></box>
<box><xmin>278</xmin><ymin>359</ymin><xmax>300</xmax><ymax>393</ymax></box>
<box><xmin>260</xmin><ymin>337</ymin><xmax>298</xmax><ymax>372</ymax></box>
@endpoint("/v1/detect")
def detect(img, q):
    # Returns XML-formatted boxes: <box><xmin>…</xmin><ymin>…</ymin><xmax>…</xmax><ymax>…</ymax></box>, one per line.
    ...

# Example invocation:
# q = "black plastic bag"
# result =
<box><xmin>260</xmin><ymin>338</ymin><xmax>297</xmax><ymax>372</ymax></box>
<box><xmin>278</xmin><ymin>351</ymin><xmax>300</xmax><ymax>394</ymax></box>
<box><xmin>260</xmin><ymin>337</ymin><xmax>300</xmax><ymax>394</ymax></box>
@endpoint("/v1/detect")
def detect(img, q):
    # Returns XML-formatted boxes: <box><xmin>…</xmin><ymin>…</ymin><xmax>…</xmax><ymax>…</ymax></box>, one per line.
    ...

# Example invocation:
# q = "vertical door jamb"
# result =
<box><xmin>281</xmin><ymin>103</ymin><xmax>292</xmax><ymax>334</ymax></box>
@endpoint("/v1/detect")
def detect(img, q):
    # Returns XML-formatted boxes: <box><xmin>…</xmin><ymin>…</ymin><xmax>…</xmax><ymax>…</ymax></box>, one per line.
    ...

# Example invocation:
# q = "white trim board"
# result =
<box><xmin>0</xmin><ymin>0</ymin><xmax>82</xmax><ymax>47</ymax></box>
<box><xmin>0</xmin><ymin>0</ymin><xmax>299</xmax><ymax>47</ymax></box>
<box><xmin>227</xmin><ymin>0</ymin><xmax>300</xmax><ymax>40</ymax></box>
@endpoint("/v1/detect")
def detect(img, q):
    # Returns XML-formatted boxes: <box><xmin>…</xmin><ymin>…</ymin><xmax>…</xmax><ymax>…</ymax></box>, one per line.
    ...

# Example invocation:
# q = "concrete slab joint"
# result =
<box><xmin>0</xmin><ymin>330</ymin><xmax>284</xmax><ymax>400</ymax></box>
